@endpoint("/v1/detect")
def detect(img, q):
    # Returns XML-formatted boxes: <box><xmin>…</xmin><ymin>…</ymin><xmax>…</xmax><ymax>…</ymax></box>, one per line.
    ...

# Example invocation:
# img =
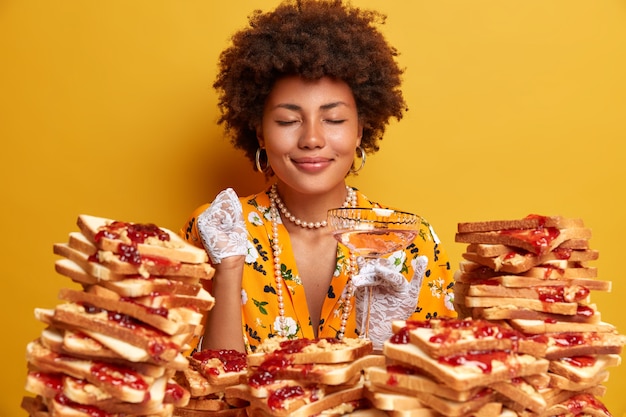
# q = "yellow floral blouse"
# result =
<box><xmin>180</xmin><ymin>186</ymin><xmax>456</xmax><ymax>353</ymax></box>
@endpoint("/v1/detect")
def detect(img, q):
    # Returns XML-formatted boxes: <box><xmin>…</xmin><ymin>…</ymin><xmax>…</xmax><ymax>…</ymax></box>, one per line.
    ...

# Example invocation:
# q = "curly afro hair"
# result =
<box><xmin>213</xmin><ymin>0</ymin><xmax>407</xmax><ymax>168</ymax></box>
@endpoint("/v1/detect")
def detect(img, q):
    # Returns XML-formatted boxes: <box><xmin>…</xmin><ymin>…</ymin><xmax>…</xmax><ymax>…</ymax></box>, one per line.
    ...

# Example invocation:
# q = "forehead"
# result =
<box><xmin>266</xmin><ymin>75</ymin><xmax>356</xmax><ymax>108</ymax></box>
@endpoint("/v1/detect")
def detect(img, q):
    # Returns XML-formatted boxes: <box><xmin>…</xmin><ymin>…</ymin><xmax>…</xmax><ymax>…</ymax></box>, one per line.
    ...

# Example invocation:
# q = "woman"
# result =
<box><xmin>181</xmin><ymin>0</ymin><xmax>456</xmax><ymax>353</ymax></box>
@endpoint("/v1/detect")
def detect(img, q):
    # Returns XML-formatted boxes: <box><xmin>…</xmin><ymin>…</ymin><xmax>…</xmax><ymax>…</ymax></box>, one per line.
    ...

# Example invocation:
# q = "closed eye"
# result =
<box><xmin>275</xmin><ymin>120</ymin><xmax>298</xmax><ymax>126</ymax></box>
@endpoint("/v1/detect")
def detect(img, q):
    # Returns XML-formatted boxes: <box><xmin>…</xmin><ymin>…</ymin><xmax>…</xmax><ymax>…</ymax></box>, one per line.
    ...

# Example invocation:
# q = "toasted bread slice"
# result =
<box><xmin>463</xmin><ymin>296</ymin><xmax>578</xmax><ymax>315</ymax></box>
<box><xmin>180</xmin><ymin>397</ymin><xmax>232</xmax><ymax>411</ymax></box>
<box><xmin>57</xmin><ymin>286</ymin><xmax>201</xmax><ymax>336</ymax></box>
<box><xmin>454</xmin><ymin>269</ymin><xmax>611</xmax><ymax>292</ymax></box>
<box><xmin>456</xmin><ymin>226</ymin><xmax>591</xmax><ymax>256</ymax></box>
<box><xmin>61</xmin><ymin>374</ymin><xmax>177</xmax><ymax>415</ymax></box>
<box><xmin>462</xmin><ymin>246</ymin><xmax>598</xmax><ymax>274</ymax></box>
<box><xmin>20</xmin><ymin>395</ymin><xmax>49</xmax><ymax>417</ymax></box>
<box><xmin>470</xmin><ymin>304</ymin><xmax>602</xmax><ymax>324</ymax></box>
<box><xmin>247</xmin><ymin>337</ymin><xmax>373</xmax><ymax>366</ymax></box>
<box><xmin>468</xmin><ymin>239</ymin><xmax>590</xmax><ymax>259</ymax></box>
<box><xmin>544</xmin><ymin>332</ymin><xmax>626</xmax><ymax>360</ymax></box>
<box><xmin>365</xmin><ymin>365</ymin><xmax>483</xmax><ymax>402</ymax></box>
<box><xmin>406</xmin><ymin>319</ymin><xmax>546</xmax><ymax>358</ymax></box>
<box><xmin>246</xmin><ymin>382</ymin><xmax>364</xmax><ymax>417</ymax></box>
<box><xmin>463</xmin><ymin>284</ymin><xmax>591</xmax><ymax>305</ymax></box>
<box><xmin>520</xmin><ymin>264</ymin><xmax>597</xmax><ymax>280</ymax></box>
<box><xmin>489</xmin><ymin>377</ymin><xmax>546</xmax><ymax>413</ymax></box>
<box><xmin>175</xmin><ymin>365</ymin><xmax>241</xmax><ymax>398</ymax></box>
<box><xmin>549</xmin><ymin>370</ymin><xmax>609</xmax><ymax>391</ymax></box>
<box><xmin>27</xmin><ymin>339</ymin><xmax>154</xmax><ymax>403</ymax></box>
<box><xmin>457</xmin><ymin>216</ymin><xmax>585</xmax><ymax>233</ymax></box>
<box><xmin>365</xmin><ymin>380</ymin><xmax>497</xmax><ymax>417</ymax></box>
<box><xmin>508</xmin><ymin>318</ymin><xmax>616</xmax><ymax>335</ymax></box>
<box><xmin>77</xmin><ymin>214</ymin><xmax>209</xmax><ymax>264</ymax></box>
<box><xmin>173</xmin><ymin>407</ymin><xmax>248</xmax><ymax>417</ymax></box>
<box><xmin>540</xmin><ymin>392</ymin><xmax>610</xmax><ymax>417</ymax></box>
<box><xmin>189</xmin><ymin>349</ymin><xmax>248</xmax><ymax>386</ymax></box>
<box><xmin>25</xmin><ymin>371</ymin><xmax>63</xmax><ymax>400</ymax></box>
<box><xmin>63</xmin><ymin>232</ymin><xmax>215</xmax><ymax>279</ymax></box>
<box><xmin>382</xmin><ymin>341</ymin><xmax>549</xmax><ymax>391</ymax></box>
<box><xmin>48</xmin><ymin>302</ymin><xmax>190</xmax><ymax>363</ymax></box>
<box><xmin>54</xmin><ymin>243</ymin><xmax>127</xmax><ymax>281</ymax></box>
<box><xmin>362</xmin><ymin>383</ymin><xmax>425</xmax><ymax>411</ymax></box>
<box><xmin>248</xmin><ymin>354</ymin><xmax>383</xmax><ymax>387</ymax></box>
<box><xmin>542</xmin><ymin>384</ymin><xmax>606</xmax><ymax>408</ymax></box>
<box><xmin>38</xmin><ymin>326</ymin><xmax>182</xmax><ymax>375</ymax></box>
<box><xmin>548</xmin><ymin>354</ymin><xmax>621</xmax><ymax>382</ymax></box>
<box><xmin>47</xmin><ymin>394</ymin><xmax>175</xmax><ymax>417</ymax></box>
<box><xmin>55</xmin><ymin>258</ymin><xmax>207</xmax><ymax>297</ymax></box>
<box><xmin>84</xmin><ymin>329</ymin><xmax>191</xmax><ymax>369</ymax></box>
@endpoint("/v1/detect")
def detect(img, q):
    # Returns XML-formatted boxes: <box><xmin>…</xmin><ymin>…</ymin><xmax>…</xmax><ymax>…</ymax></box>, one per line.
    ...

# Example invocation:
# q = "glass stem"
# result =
<box><xmin>360</xmin><ymin>286</ymin><xmax>373</xmax><ymax>339</ymax></box>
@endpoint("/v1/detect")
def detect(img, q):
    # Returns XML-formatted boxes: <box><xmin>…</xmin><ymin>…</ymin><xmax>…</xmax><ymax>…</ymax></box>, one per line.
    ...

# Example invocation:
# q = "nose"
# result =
<box><xmin>299</xmin><ymin>120</ymin><xmax>325</xmax><ymax>149</ymax></box>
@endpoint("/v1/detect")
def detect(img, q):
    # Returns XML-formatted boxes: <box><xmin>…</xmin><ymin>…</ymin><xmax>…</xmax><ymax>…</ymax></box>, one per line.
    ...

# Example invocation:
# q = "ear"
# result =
<box><xmin>256</xmin><ymin>125</ymin><xmax>265</xmax><ymax>148</ymax></box>
<box><xmin>356</xmin><ymin>120</ymin><xmax>364</xmax><ymax>147</ymax></box>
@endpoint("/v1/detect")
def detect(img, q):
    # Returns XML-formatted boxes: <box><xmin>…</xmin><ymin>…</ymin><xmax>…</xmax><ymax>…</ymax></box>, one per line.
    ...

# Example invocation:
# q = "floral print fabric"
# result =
<box><xmin>181</xmin><ymin>186</ymin><xmax>456</xmax><ymax>353</ymax></box>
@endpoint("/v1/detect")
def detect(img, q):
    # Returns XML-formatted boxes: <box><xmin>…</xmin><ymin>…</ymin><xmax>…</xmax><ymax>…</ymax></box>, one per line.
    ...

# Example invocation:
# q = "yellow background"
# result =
<box><xmin>1</xmin><ymin>1</ymin><xmax>625</xmax><ymax>415</ymax></box>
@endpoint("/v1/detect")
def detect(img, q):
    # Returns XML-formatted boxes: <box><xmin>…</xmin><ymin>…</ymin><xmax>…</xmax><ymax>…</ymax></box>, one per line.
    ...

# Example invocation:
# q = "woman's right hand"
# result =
<box><xmin>196</xmin><ymin>188</ymin><xmax>248</xmax><ymax>352</ymax></box>
<box><xmin>197</xmin><ymin>188</ymin><xmax>248</xmax><ymax>264</ymax></box>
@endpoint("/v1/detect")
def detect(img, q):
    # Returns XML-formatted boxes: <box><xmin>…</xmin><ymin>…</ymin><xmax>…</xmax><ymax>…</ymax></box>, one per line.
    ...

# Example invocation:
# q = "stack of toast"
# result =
<box><xmin>22</xmin><ymin>214</ymin><xmax>216</xmax><ymax>417</ymax></box>
<box><xmin>226</xmin><ymin>337</ymin><xmax>384</xmax><ymax>417</ymax></box>
<box><xmin>173</xmin><ymin>348</ymin><xmax>249</xmax><ymax>417</ymax></box>
<box><xmin>365</xmin><ymin>318</ymin><xmax>551</xmax><ymax>417</ymax></box>
<box><xmin>452</xmin><ymin>214</ymin><xmax>625</xmax><ymax>415</ymax></box>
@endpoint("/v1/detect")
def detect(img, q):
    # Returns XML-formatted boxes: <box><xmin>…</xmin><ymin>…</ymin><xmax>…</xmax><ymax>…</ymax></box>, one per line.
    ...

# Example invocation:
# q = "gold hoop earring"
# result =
<box><xmin>350</xmin><ymin>146</ymin><xmax>366</xmax><ymax>173</ymax></box>
<box><xmin>255</xmin><ymin>147</ymin><xmax>270</xmax><ymax>172</ymax></box>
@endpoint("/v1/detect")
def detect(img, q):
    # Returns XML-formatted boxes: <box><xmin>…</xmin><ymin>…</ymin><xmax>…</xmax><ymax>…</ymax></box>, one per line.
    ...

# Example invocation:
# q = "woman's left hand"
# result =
<box><xmin>352</xmin><ymin>255</ymin><xmax>427</xmax><ymax>350</ymax></box>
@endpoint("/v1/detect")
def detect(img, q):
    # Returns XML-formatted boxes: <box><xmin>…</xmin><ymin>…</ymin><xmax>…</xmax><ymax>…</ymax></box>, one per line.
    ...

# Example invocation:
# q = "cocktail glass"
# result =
<box><xmin>327</xmin><ymin>207</ymin><xmax>420</xmax><ymax>340</ymax></box>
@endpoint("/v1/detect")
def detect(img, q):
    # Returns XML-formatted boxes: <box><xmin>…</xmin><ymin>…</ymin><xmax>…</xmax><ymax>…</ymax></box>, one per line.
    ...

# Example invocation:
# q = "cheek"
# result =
<box><xmin>328</xmin><ymin>131</ymin><xmax>360</xmax><ymax>155</ymax></box>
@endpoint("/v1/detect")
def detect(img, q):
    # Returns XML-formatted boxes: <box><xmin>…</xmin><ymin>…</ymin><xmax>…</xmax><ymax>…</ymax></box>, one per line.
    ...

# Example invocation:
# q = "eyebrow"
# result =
<box><xmin>273</xmin><ymin>101</ymin><xmax>349</xmax><ymax>111</ymax></box>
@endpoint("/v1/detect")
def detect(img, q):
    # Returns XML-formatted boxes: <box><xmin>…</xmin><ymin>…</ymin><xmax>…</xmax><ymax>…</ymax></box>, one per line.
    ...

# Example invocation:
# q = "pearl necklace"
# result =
<box><xmin>269</xmin><ymin>183</ymin><xmax>357</xmax><ymax>229</ymax></box>
<box><xmin>268</xmin><ymin>184</ymin><xmax>357</xmax><ymax>339</ymax></box>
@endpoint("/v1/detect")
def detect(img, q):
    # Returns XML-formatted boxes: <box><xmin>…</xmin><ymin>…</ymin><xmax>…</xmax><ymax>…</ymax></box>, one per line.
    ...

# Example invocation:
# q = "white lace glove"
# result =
<box><xmin>196</xmin><ymin>188</ymin><xmax>248</xmax><ymax>264</ymax></box>
<box><xmin>352</xmin><ymin>255</ymin><xmax>428</xmax><ymax>350</ymax></box>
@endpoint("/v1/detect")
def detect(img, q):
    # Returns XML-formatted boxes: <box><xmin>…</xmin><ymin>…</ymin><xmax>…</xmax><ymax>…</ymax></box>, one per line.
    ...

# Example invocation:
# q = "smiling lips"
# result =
<box><xmin>291</xmin><ymin>157</ymin><xmax>333</xmax><ymax>172</ymax></box>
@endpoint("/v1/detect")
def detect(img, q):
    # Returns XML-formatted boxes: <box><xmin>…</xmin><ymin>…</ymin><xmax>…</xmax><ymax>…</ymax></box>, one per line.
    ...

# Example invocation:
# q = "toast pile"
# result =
<box><xmin>22</xmin><ymin>214</ymin><xmax>216</xmax><ymax>417</ymax></box>
<box><xmin>227</xmin><ymin>337</ymin><xmax>383</xmax><ymax>416</ymax></box>
<box><xmin>364</xmin><ymin>318</ymin><xmax>551</xmax><ymax>417</ymax></box>
<box><xmin>172</xmin><ymin>349</ymin><xmax>249</xmax><ymax>417</ymax></box>
<box><xmin>453</xmin><ymin>214</ymin><xmax>625</xmax><ymax>415</ymax></box>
